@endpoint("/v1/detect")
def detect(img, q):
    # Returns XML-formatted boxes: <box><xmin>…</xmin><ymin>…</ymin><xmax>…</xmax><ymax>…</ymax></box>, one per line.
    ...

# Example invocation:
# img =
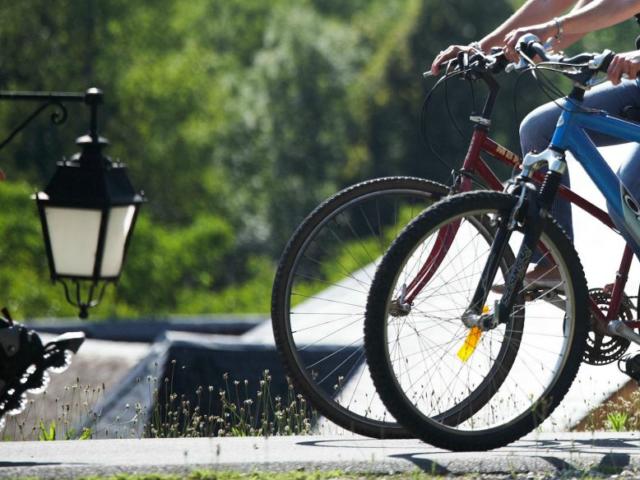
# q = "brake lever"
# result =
<box><xmin>588</xmin><ymin>49</ymin><xmax>614</xmax><ymax>70</ymax></box>
<box><xmin>422</xmin><ymin>58</ymin><xmax>459</xmax><ymax>78</ymax></box>
<box><xmin>505</xmin><ymin>60</ymin><xmax>526</xmax><ymax>73</ymax></box>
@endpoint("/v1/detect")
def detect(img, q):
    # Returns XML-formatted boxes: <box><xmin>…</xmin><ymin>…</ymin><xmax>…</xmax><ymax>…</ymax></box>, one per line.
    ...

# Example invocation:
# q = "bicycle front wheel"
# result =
<box><xmin>271</xmin><ymin>176</ymin><xmax>448</xmax><ymax>438</ymax></box>
<box><xmin>365</xmin><ymin>191</ymin><xmax>588</xmax><ymax>450</ymax></box>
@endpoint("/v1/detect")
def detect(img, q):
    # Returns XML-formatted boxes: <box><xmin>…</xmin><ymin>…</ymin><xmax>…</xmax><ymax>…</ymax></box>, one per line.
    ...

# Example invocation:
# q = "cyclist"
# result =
<box><xmin>0</xmin><ymin>309</ymin><xmax>84</xmax><ymax>423</ymax></box>
<box><xmin>431</xmin><ymin>0</ymin><xmax>640</xmax><ymax>287</ymax></box>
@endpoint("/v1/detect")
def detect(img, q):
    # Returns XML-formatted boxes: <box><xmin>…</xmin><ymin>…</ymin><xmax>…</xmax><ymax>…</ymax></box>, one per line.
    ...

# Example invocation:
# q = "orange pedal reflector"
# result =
<box><xmin>457</xmin><ymin>326</ymin><xmax>483</xmax><ymax>362</ymax></box>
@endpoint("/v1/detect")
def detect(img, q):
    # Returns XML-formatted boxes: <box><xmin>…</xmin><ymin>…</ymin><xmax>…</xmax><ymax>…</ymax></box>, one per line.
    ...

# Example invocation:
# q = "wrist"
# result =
<box><xmin>540</xmin><ymin>17</ymin><xmax>564</xmax><ymax>43</ymax></box>
<box><xmin>475</xmin><ymin>36</ymin><xmax>497</xmax><ymax>53</ymax></box>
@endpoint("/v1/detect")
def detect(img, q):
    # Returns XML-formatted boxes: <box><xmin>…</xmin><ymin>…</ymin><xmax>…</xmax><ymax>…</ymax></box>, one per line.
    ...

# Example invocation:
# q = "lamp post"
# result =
<box><xmin>0</xmin><ymin>88</ymin><xmax>144</xmax><ymax>318</ymax></box>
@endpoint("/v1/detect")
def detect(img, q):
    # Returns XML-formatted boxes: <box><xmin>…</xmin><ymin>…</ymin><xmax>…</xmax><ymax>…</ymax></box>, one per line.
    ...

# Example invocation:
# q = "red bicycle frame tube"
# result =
<box><xmin>404</xmin><ymin>125</ymin><xmax>634</xmax><ymax>329</ymax></box>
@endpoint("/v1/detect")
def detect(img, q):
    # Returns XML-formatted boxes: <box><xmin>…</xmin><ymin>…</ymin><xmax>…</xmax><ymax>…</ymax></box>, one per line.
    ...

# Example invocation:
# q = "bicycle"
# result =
<box><xmin>364</xmin><ymin>36</ymin><xmax>640</xmax><ymax>450</ymax></box>
<box><xmin>270</xmin><ymin>44</ymin><xmax>628</xmax><ymax>438</ymax></box>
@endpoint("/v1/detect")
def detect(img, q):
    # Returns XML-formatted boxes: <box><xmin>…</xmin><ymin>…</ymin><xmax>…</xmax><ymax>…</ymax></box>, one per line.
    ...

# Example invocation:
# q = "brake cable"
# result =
<box><xmin>420</xmin><ymin>69</ymin><xmax>465</xmax><ymax>172</ymax></box>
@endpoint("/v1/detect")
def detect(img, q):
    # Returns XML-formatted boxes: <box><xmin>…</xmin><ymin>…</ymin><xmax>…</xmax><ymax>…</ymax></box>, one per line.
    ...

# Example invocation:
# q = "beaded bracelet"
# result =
<box><xmin>553</xmin><ymin>17</ymin><xmax>564</xmax><ymax>42</ymax></box>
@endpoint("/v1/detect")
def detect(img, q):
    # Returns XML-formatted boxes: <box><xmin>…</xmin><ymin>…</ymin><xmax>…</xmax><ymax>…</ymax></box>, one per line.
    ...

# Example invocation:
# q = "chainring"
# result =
<box><xmin>584</xmin><ymin>288</ymin><xmax>635</xmax><ymax>365</ymax></box>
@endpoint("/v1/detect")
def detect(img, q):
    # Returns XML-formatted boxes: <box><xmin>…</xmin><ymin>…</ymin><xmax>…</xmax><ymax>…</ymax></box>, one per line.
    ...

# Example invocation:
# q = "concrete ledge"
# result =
<box><xmin>26</xmin><ymin>315</ymin><xmax>265</xmax><ymax>343</ymax></box>
<box><xmin>1</xmin><ymin>433</ymin><xmax>640</xmax><ymax>479</ymax></box>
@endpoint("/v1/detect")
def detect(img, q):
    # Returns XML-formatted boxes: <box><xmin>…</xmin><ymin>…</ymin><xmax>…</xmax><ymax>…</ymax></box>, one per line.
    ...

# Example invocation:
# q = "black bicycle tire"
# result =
<box><xmin>365</xmin><ymin>191</ymin><xmax>588</xmax><ymax>450</ymax></box>
<box><xmin>271</xmin><ymin>176</ymin><xmax>448</xmax><ymax>438</ymax></box>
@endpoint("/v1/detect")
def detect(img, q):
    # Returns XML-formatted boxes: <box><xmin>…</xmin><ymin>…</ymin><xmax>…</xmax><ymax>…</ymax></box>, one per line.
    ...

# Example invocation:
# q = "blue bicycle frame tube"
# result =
<box><xmin>549</xmin><ymin>100</ymin><xmax>640</xmax><ymax>255</ymax></box>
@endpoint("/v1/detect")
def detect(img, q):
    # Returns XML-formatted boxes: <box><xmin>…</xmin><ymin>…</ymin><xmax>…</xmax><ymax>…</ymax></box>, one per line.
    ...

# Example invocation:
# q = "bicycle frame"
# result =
<box><xmin>404</xmin><ymin>73</ymin><xmax>638</xmax><ymax>332</ymax></box>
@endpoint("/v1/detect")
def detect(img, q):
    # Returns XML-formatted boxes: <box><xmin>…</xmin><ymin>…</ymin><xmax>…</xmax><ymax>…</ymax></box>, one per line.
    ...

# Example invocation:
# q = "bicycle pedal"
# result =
<box><xmin>524</xmin><ymin>289</ymin><xmax>565</xmax><ymax>309</ymax></box>
<box><xmin>618</xmin><ymin>353</ymin><xmax>640</xmax><ymax>383</ymax></box>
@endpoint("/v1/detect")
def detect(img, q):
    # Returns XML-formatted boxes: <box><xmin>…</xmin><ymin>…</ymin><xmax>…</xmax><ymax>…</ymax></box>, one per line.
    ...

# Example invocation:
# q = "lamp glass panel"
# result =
<box><xmin>100</xmin><ymin>206</ymin><xmax>136</xmax><ymax>277</ymax></box>
<box><xmin>45</xmin><ymin>207</ymin><xmax>101</xmax><ymax>277</ymax></box>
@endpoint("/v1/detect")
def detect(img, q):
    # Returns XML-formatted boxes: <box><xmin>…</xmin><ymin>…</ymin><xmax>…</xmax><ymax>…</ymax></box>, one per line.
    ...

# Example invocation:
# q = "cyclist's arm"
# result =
<box><xmin>560</xmin><ymin>0</ymin><xmax>640</xmax><ymax>81</ymax></box>
<box><xmin>505</xmin><ymin>0</ymin><xmax>640</xmax><ymax>53</ymax></box>
<box><xmin>430</xmin><ymin>0</ymin><xmax>577</xmax><ymax>74</ymax></box>
<box><xmin>478</xmin><ymin>0</ymin><xmax>577</xmax><ymax>52</ymax></box>
<box><xmin>561</xmin><ymin>0</ymin><xmax>640</xmax><ymax>37</ymax></box>
<box><xmin>553</xmin><ymin>0</ymin><xmax>594</xmax><ymax>49</ymax></box>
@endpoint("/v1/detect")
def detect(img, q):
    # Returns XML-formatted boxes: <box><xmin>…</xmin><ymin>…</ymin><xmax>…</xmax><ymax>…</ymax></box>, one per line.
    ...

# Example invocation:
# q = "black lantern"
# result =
<box><xmin>0</xmin><ymin>87</ymin><xmax>143</xmax><ymax>318</ymax></box>
<box><xmin>32</xmin><ymin>88</ymin><xmax>144</xmax><ymax>318</ymax></box>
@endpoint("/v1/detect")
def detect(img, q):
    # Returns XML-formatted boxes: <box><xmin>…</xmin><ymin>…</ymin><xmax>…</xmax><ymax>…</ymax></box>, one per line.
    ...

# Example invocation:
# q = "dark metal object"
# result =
<box><xmin>584</xmin><ymin>288</ymin><xmax>634</xmax><ymax>365</ymax></box>
<box><xmin>0</xmin><ymin>91</ymin><xmax>86</xmax><ymax>152</ymax></box>
<box><xmin>0</xmin><ymin>88</ymin><xmax>144</xmax><ymax>318</ymax></box>
<box><xmin>0</xmin><ymin>313</ymin><xmax>84</xmax><ymax>420</ymax></box>
<box><xmin>619</xmin><ymin>352</ymin><xmax>640</xmax><ymax>383</ymax></box>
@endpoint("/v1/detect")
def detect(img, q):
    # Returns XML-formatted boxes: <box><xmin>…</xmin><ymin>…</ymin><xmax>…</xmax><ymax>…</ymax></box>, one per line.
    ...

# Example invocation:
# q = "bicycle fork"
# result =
<box><xmin>462</xmin><ymin>148</ymin><xmax>566</xmax><ymax>331</ymax></box>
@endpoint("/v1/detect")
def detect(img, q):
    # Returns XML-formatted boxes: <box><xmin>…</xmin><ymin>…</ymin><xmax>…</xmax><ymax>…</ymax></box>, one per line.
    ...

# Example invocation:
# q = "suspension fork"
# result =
<box><xmin>464</xmin><ymin>149</ymin><xmax>566</xmax><ymax>329</ymax></box>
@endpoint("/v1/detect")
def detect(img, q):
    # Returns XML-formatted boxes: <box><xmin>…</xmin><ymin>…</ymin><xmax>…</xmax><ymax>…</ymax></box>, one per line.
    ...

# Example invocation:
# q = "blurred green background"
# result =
<box><xmin>0</xmin><ymin>0</ymin><xmax>636</xmax><ymax>319</ymax></box>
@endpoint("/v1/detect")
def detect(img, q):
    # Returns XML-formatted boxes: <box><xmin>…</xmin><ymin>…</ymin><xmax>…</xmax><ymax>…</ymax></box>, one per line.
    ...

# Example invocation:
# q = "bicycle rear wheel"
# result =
<box><xmin>271</xmin><ymin>177</ymin><xmax>447</xmax><ymax>438</ymax></box>
<box><xmin>365</xmin><ymin>191</ymin><xmax>588</xmax><ymax>450</ymax></box>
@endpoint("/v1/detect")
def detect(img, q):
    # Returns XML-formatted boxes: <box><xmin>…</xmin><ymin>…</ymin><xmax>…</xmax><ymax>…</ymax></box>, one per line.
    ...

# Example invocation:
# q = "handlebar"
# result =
<box><xmin>425</xmin><ymin>34</ymin><xmax>615</xmax><ymax>90</ymax></box>
<box><xmin>423</xmin><ymin>48</ymin><xmax>509</xmax><ymax>79</ymax></box>
<box><xmin>514</xmin><ymin>34</ymin><xmax>615</xmax><ymax>88</ymax></box>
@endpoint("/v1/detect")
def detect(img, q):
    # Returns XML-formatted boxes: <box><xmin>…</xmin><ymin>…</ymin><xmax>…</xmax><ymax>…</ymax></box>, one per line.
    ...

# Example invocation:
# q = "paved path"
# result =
<box><xmin>1</xmin><ymin>433</ymin><xmax>640</xmax><ymax>479</ymax></box>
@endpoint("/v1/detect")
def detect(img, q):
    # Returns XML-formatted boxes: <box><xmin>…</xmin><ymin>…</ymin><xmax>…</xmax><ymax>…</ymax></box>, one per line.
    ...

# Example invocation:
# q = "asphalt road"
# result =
<box><xmin>1</xmin><ymin>432</ymin><xmax>640</xmax><ymax>479</ymax></box>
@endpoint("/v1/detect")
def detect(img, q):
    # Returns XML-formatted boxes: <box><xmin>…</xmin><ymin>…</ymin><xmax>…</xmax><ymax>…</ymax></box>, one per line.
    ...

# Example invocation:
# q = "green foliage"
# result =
<box><xmin>606</xmin><ymin>411</ymin><xmax>629</xmax><ymax>432</ymax></box>
<box><xmin>40</xmin><ymin>423</ymin><xmax>93</xmax><ymax>441</ymax></box>
<box><xmin>75</xmin><ymin>470</ymin><xmax>374</xmax><ymax>480</ymax></box>
<box><xmin>38</xmin><ymin>420</ymin><xmax>56</xmax><ymax>441</ymax></box>
<box><xmin>219</xmin><ymin>4</ymin><xmax>368</xmax><ymax>254</ymax></box>
<box><xmin>0</xmin><ymin>1</ymin><xmax>638</xmax><ymax>318</ymax></box>
<box><xmin>0</xmin><ymin>181</ymin><xmax>76</xmax><ymax>318</ymax></box>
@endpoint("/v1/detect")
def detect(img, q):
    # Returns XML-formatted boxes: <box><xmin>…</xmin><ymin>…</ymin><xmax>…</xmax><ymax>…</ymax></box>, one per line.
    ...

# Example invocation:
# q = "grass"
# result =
<box><xmin>573</xmin><ymin>379</ymin><xmax>640</xmax><ymax>432</ymax></box>
<box><xmin>145</xmin><ymin>367</ymin><xmax>316</xmax><ymax>438</ymax></box>
<box><xmin>3</xmin><ymin>361</ymin><xmax>637</xmax><ymax>441</ymax></box>
<box><xmin>13</xmin><ymin>469</ymin><xmax>640</xmax><ymax>480</ymax></box>
<box><xmin>1</xmin><ymin>367</ymin><xmax>316</xmax><ymax>441</ymax></box>
<box><xmin>6</xmin><ymin>472</ymin><xmax>440</xmax><ymax>480</ymax></box>
<box><xmin>76</xmin><ymin>473</ymin><xmax>367</xmax><ymax>480</ymax></box>
<box><xmin>3</xmin><ymin>378</ymin><xmax>106</xmax><ymax>441</ymax></box>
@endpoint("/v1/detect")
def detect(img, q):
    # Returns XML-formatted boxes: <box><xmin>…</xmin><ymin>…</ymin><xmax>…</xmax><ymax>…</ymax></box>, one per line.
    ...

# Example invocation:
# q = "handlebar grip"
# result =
<box><xmin>529</xmin><ymin>42</ymin><xmax>549</xmax><ymax>62</ymax></box>
<box><xmin>597</xmin><ymin>52</ymin><xmax>615</xmax><ymax>73</ymax></box>
<box><xmin>519</xmin><ymin>41</ymin><xmax>549</xmax><ymax>62</ymax></box>
<box><xmin>422</xmin><ymin>58</ymin><xmax>458</xmax><ymax>78</ymax></box>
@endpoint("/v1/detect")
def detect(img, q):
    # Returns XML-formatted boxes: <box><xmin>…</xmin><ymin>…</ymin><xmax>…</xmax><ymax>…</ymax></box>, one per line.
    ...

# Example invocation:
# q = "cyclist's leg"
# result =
<box><xmin>520</xmin><ymin>102</ymin><xmax>573</xmax><ymax>242</ymax></box>
<box><xmin>610</xmin><ymin>143</ymin><xmax>640</xmax><ymax>236</ymax></box>
<box><xmin>520</xmin><ymin>79</ymin><xmax>640</xmax><ymax>265</ymax></box>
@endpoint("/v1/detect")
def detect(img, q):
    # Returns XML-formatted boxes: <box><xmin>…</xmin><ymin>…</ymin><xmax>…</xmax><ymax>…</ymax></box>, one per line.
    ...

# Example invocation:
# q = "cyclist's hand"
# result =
<box><xmin>430</xmin><ymin>44</ymin><xmax>478</xmax><ymax>75</ymax></box>
<box><xmin>607</xmin><ymin>50</ymin><xmax>640</xmax><ymax>85</ymax></box>
<box><xmin>503</xmin><ymin>22</ymin><xmax>556</xmax><ymax>61</ymax></box>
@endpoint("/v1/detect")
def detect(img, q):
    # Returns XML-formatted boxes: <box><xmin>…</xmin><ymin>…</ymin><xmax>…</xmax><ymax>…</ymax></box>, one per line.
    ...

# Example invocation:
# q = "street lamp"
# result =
<box><xmin>0</xmin><ymin>88</ymin><xmax>144</xmax><ymax>318</ymax></box>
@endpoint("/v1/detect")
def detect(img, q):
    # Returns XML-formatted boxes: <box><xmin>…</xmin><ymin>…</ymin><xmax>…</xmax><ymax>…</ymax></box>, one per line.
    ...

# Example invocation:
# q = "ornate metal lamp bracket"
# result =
<box><xmin>0</xmin><ymin>91</ymin><xmax>86</xmax><ymax>152</ymax></box>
